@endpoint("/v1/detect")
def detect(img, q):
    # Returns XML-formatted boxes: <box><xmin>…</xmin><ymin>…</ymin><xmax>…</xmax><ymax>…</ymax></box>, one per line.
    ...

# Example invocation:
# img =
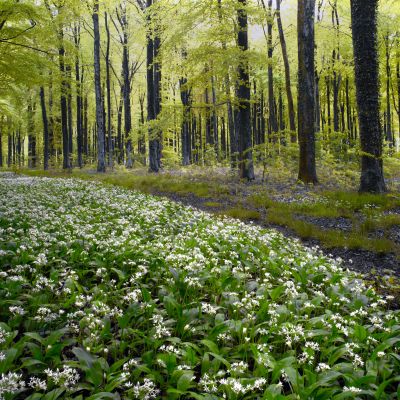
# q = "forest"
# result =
<box><xmin>1</xmin><ymin>0</ymin><xmax>400</xmax><ymax>399</ymax></box>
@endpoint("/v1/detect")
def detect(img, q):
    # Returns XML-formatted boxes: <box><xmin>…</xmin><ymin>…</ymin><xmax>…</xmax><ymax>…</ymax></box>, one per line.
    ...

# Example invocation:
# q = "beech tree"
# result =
<box><xmin>93</xmin><ymin>0</ymin><xmax>106</xmax><ymax>172</ymax></box>
<box><xmin>351</xmin><ymin>0</ymin><xmax>386</xmax><ymax>192</ymax></box>
<box><xmin>237</xmin><ymin>0</ymin><xmax>254</xmax><ymax>180</ymax></box>
<box><xmin>298</xmin><ymin>0</ymin><xmax>318</xmax><ymax>184</ymax></box>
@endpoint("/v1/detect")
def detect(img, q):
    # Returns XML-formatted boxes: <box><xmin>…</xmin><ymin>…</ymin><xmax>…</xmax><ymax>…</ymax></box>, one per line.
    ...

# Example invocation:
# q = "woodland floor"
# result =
<box><xmin>14</xmin><ymin>158</ymin><xmax>400</xmax><ymax>305</ymax></box>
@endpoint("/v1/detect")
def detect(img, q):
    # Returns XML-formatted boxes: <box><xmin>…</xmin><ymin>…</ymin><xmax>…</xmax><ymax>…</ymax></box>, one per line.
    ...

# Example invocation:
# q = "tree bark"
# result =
<box><xmin>40</xmin><ymin>86</ymin><xmax>50</xmax><ymax>170</ymax></box>
<box><xmin>105</xmin><ymin>12</ymin><xmax>113</xmax><ymax>167</ymax></box>
<box><xmin>147</xmin><ymin>0</ymin><xmax>160</xmax><ymax>172</ymax></box>
<box><xmin>297</xmin><ymin>0</ymin><xmax>318</xmax><ymax>184</ymax></box>
<box><xmin>237</xmin><ymin>0</ymin><xmax>254</xmax><ymax>180</ymax></box>
<box><xmin>27</xmin><ymin>101</ymin><xmax>36</xmax><ymax>168</ymax></box>
<box><xmin>350</xmin><ymin>0</ymin><xmax>386</xmax><ymax>192</ymax></box>
<box><xmin>93</xmin><ymin>0</ymin><xmax>106</xmax><ymax>172</ymax></box>
<box><xmin>385</xmin><ymin>33</ymin><xmax>393</xmax><ymax>147</ymax></box>
<box><xmin>276</xmin><ymin>0</ymin><xmax>296</xmax><ymax>140</ymax></box>
<box><xmin>180</xmin><ymin>76</ymin><xmax>191</xmax><ymax>166</ymax></box>
<box><xmin>266</xmin><ymin>0</ymin><xmax>278</xmax><ymax>140</ymax></box>
<box><xmin>74</xmin><ymin>24</ymin><xmax>83</xmax><ymax>168</ymax></box>
<box><xmin>58</xmin><ymin>27</ymin><xmax>70</xmax><ymax>170</ymax></box>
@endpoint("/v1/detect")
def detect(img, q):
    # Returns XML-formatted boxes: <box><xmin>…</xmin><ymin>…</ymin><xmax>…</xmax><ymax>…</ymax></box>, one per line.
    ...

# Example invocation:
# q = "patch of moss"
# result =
<box><xmin>223</xmin><ymin>207</ymin><xmax>262</xmax><ymax>221</ymax></box>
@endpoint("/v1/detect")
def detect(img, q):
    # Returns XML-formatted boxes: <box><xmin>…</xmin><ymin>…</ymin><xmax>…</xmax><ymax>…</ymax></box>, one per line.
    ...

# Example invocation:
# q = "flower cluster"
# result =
<box><xmin>0</xmin><ymin>175</ymin><xmax>399</xmax><ymax>399</ymax></box>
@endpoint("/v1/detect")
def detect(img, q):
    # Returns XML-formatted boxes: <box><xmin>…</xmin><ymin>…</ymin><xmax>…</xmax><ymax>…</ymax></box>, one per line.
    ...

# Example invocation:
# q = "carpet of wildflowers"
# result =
<box><xmin>0</xmin><ymin>174</ymin><xmax>399</xmax><ymax>399</ymax></box>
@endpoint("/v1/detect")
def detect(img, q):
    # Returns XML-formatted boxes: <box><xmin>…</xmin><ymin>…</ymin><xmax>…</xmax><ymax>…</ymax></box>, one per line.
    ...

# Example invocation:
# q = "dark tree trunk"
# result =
<box><xmin>351</xmin><ymin>0</ymin><xmax>386</xmax><ymax>193</ymax></box>
<box><xmin>120</xmin><ymin>3</ymin><xmax>133</xmax><ymax>168</ymax></box>
<box><xmin>66</xmin><ymin>65</ymin><xmax>73</xmax><ymax>165</ymax></box>
<box><xmin>237</xmin><ymin>0</ymin><xmax>254</xmax><ymax>180</ymax></box>
<box><xmin>298</xmin><ymin>0</ymin><xmax>318</xmax><ymax>184</ymax></box>
<box><xmin>83</xmin><ymin>95</ymin><xmax>88</xmax><ymax>157</ymax></box>
<box><xmin>180</xmin><ymin>76</ymin><xmax>191</xmax><ymax>166</ymax></box>
<box><xmin>346</xmin><ymin>77</ymin><xmax>353</xmax><ymax>140</ymax></box>
<box><xmin>315</xmin><ymin>71</ymin><xmax>321</xmax><ymax>132</ymax></box>
<box><xmin>105</xmin><ymin>12</ymin><xmax>113</xmax><ymax>167</ymax></box>
<box><xmin>154</xmin><ymin>28</ymin><xmax>162</xmax><ymax>167</ymax></box>
<box><xmin>7</xmin><ymin>133</ymin><xmax>12</xmax><ymax>167</ymax></box>
<box><xmin>147</xmin><ymin>0</ymin><xmax>160</xmax><ymax>172</ymax></box>
<box><xmin>93</xmin><ymin>0</ymin><xmax>106</xmax><ymax>172</ymax></box>
<box><xmin>276</xmin><ymin>0</ymin><xmax>296</xmax><ymax>140</ymax></box>
<box><xmin>59</xmin><ymin>28</ymin><xmax>70</xmax><ymax>170</ymax></box>
<box><xmin>138</xmin><ymin>92</ymin><xmax>146</xmax><ymax>164</ymax></box>
<box><xmin>117</xmin><ymin>86</ymin><xmax>124</xmax><ymax>163</ymax></box>
<box><xmin>205</xmin><ymin>87</ymin><xmax>213</xmax><ymax>145</ymax></box>
<box><xmin>48</xmin><ymin>72</ymin><xmax>55</xmax><ymax>158</ymax></box>
<box><xmin>326</xmin><ymin>76</ymin><xmax>331</xmax><ymax>135</ymax></box>
<box><xmin>27</xmin><ymin>102</ymin><xmax>36</xmax><ymax>168</ymax></box>
<box><xmin>332</xmin><ymin>50</ymin><xmax>340</xmax><ymax>132</ymax></box>
<box><xmin>211</xmin><ymin>74</ymin><xmax>219</xmax><ymax>157</ymax></box>
<box><xmin>267</xmin><ymin>0</ymin><xmax>278</xmax><ymax>140</ymax></box>
<box><xmin>40</xmin><ymin>87</ymin><xmax>50</xmax><ymax>170</ymax></box>
<box><xmin>74</xmin><ymin>24</ymin><xmax>83</xmax><ymax>168</ymax></box>
<box><xmin>385</xmin><ymin>34</ymin><xmax>393</xmax><ymax>147</ymax></box>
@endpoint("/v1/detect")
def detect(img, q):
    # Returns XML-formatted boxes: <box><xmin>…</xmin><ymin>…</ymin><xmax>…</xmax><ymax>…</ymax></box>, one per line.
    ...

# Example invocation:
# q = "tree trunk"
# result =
<box><xmin>147</xmin><ymin>0</ymin><xmax>160</xmax><ymax>172</ymax></box>
<box><xmin>27</xmin><ymin>101</ymin><xmax>36</xmax><ymax>168</ymax></box>
<box><xmin>93</xmin><ymin>0</ymin><xmax>106</xmax><ymax>172</ymax></box>
<box><xmin>7</xmin><ymin>133</ymin><xmax>12</xmax><ymax>167</ymax></box>
<box><xmin>237</xmin><ymin>0</ymin><xmax>255</xmax><ymax>180</ymax></box>
<box><xmin>59</xmin><ymin>27</ymin><xmax>70</xmax><ymax>170</ymax></box>
<box><xmin>120</xmin><ymin>3</ymin><xmax>133</xmax><ymax>168</ymax></box>
<box><xmin>276</xmin><ymin>0</ymin><xmax>296</xmax><ymax>140</ymax></box>
<box><xmin>105</xmin><ymin>12</ymin><xmax>113</xmax><ymax>167</ymax></box>
<box><xmin>74</xmin><ymin>24</ymin><xmax>83</xmax><ymax>168</ymax></box>
<box><xmin>267</xmin><ymin>0</ymin><xmax>278</xmax><ymax>140</ymax></box>
<box><xmin>315</xmin><ymin>71</ymin><xmax>321</xmax><ymax>132</ymax></box>
<box><xmin>385</xmin><ymin>33</ymin><xmax>393</xmax><ymax>147</ymax></box>
<box><xmin>117</xmin><ymin>85</ymin><xmax>124</xmax><ymax>163</ymax></box>
<box><xmin>298</xmin><ymin>0</ymin><xmax>318</xmax><ymax>184</ymax></box>
<box><xmin>138</xmin><ymin>92</ymin><xmax>146</xmax><ymax>164</ymax></box>
<box><xmin>180</xmin><ymin>76</ymin><xmax>191</xmax><ymax>166</ymax></box>
<box><xmin>350</xmin><ymin>0</ymin><xmax>386</xmax><ymax>193</ymax></box>
<box><xmin>40</xmin><ymin>87</ymin><xmax>50</xmax><ymax>170</ymax></box>
<box><xmin>154</xmin><ymin>23</ymin><xmax>162</xmax><ymax>167</ymax></box>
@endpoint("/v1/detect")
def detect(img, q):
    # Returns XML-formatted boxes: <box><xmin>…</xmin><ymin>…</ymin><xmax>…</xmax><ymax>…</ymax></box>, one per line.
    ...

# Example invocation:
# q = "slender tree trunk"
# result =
<box><xmin>351</xmin><ymin>0</ymin><xmax>386</xmax><ymax>192</ymax></box>
<box><xmin>93</xmin><ymin>0</ymin><xmax>106</xmax><ymax>172</ymax></box>
<box><xmin>138</xmin><ymin>92</ymin><xmax>146</xmax><ymax>164</ymax></box>
<box><xmin>346</xmin><ymin>77</ymin><xmax>352</xmax><ymax>140</ymax></box>
<box><xmin>385</xmin><ymin>33</ymin><xmax>393</xmax><ymax>147</ymax></box>
<box><xmin>211</xmin><ymin>74</ymin><xmax>219</xmax><ymax>157</ymax></box>
<box><xmin>237</xmin><ymin>0</ymin><xmax>254</xmax><ymax>180</ymax></box>
<box><xmin>267</xmin><ymin>0</ymin><xmax>278</xmax><ymax>140</ymax></box>
<box><xmin>27</xmin><ymin>102</ymin><xmax>36</xmax><ymax>168</ymax></box>
<box><xmin>180</xmin><ymin>76</ymin><xmax>191</xmax><ymax>166</ymax></box>
<box><xmin>120</xmin><ymin>3</ymin><xmax>133</xmax><ymax>168</ymax></box>
<box><xmin>66</xmin><ymin>65</ymin><xmax>73</xmax><ymax>166</ymax></box>
<box><xmin>59</xmin><ymin>27</ymin><xmax>70</xmax><ymax>170</ymax></box>
<box><xmin>74</xmin><ymin>24</ymin><xmax>83</xmax><ymax>168</ymax></box>
<box><xmin>40</xmin><ymin>87</ymin><xmax>50</xmax><ymax>170</ymax></box>
<box><xmin>326</xmin><ymin>76</ymin><xmax>331</xmax><ymax>136</ymax></box>
<box><xmin>117</xmin><ymin>85</ymin><xmax>124</xmax><ymax>163</ymax></box>
<box><xmin>315</xmin><ymin>71</ymin><xmax>321</xmax><ymax>132</ymax></box>
<box><xmin>154</xmin><ymin>22</ymin><xmax>162</xmax><ymax>168</ymax></box>
<box><xmin>7</xmin><ymin>133</ymin><xmax>12</xmax><ymax>167</ymax></box>
<box><xmin>147</xmin><ymin>0</ymin><xmax>159</xmax><ymax>172</ymax></box>
<box><xmin>276</xmin><ymin>0</ymin><xmax>296</xmax><ymax>140</ymax></box>
<box><xmin>298</xmin><ymin>0</ymin><xmax>318</xmax><ymax>184</ymax></box>
<box><xmin>105</xmin><ymin>12</ymin><xmax>113</xmax><ymax>167</ymax></box>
